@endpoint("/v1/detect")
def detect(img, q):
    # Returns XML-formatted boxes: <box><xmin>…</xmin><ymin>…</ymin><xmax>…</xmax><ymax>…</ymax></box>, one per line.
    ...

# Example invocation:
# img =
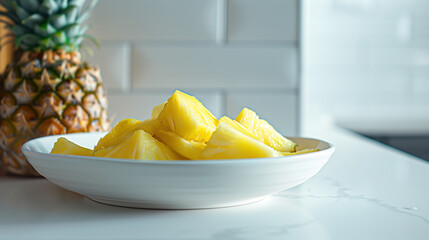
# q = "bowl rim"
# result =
<box><xmin>22</xmin><ymin>132</ymin><xmax>335</xmax><ymax>166</ymax></box>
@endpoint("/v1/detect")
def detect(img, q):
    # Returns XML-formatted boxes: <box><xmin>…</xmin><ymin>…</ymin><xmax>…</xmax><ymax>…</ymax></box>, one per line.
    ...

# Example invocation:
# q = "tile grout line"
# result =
<box><xmin>220</xmin><ymin>88</ymin><xmax>228</xmax><ymax>118</ymax></box>
<box><xmin>216</xmin><ymin>0</ymin><xmax>228</xmax><ymax>45</ymax></box>
<box><xmin>124</xmin><ymin>41</ymin><xmax>133</xmax><ymax>93</ymax></box>
<box><xmin>296</xmin><ymin>0</ymin><xmax>302</xmax><ymax>136</ymax></box>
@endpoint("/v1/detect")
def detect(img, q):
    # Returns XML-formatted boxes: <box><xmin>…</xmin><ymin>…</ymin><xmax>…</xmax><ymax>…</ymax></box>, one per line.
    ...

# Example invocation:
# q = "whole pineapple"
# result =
<box><xmin>0</xmin><ymin>0</ymin><xmax>110</xmax><ymax>176</ymax></box>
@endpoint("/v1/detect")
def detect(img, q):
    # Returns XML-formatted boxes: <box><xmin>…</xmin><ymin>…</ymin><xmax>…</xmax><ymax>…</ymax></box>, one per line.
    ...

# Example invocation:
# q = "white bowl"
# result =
<box><xmin>22</xmin><ymin>132</ymin><xmax>334</xmax><ymax>209</ymax></box>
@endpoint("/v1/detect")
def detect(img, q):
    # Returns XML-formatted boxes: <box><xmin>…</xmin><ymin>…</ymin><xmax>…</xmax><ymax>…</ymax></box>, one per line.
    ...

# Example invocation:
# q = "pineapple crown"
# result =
<box><xmin>0</xmin><ymin>0</ymin><xmax>98</xmax><ymax>52</ymax></box>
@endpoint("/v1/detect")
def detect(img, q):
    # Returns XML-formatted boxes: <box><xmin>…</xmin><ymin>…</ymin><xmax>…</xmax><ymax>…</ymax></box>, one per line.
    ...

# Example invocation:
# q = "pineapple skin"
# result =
<box><xmin>0</xmin><ymin>50</ymin><xmax>110</xmax><ymax>176</ymax></box>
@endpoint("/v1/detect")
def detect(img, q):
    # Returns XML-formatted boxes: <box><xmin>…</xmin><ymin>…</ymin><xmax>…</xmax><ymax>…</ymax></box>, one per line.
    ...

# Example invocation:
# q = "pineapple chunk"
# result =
<box><xmin>151</xmin><ymin>102</ymin><xmax>166</xmax><ymax>119</ymax></box>
<box><xmin>200</xmin><ymin>117</ymin><xmax>283</xmax><ymax>160</ymax></box>
<box><xmin>155</xmin><ymin>128</ymin><xmax>206</xmax><ymax>160</ymax></box>
<box><xmin>157</xmin><ymin>90</ymin><xmax>217</xmax><ymax>143</ymax></box>
<box><xmin>235</xmin><ymin>108</ymin><xmax>296</xmax><ymax>152</ymax></box>
<box><xmin>51</xmin><ymin>137</ymin><xmax>93</xmax><ymax>156</ymax></box>
<box><xmin>140</xmin><ymin>118</ymin><xmax>161</xmax><ymax>136</ymax></box>
<box><xmin>94</xmin><ymin>130</ymin><xmax>184</xmax><ymax>160</ymax></box>
<box><xmin>94</xmin><ymin>118</ymin><xmax>159</xmax><ymax>150</ymax></box>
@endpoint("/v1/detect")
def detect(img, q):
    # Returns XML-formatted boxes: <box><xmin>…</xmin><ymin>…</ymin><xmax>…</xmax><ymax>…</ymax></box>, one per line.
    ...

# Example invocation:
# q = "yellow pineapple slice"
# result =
<box><xmin>155</xmin><ymin>128</ymin><xmax>206</xmax><ymax>160</ymax></box>
<box><xmin>94</xmin><ymin>130</ymin><xmax>184</xmax><ymax>160</ymax></box>
<box><xmin>235</xmin><ymin>108</ymin><xmax>296</xmax><ymax>152</ymax></box>
<box><xmin>151</xmin><ymin>102</ymin><xmax>166</xmax><ymax>119</ymax></box>
<box><xmin>94</xmin><ymin>118</ymin><xmax>159</xmax><ymax>150</ymax></box>
<box><xmin>200</xmin><ymin>117</ymin><xmax>282</xmax><ymax>160</ymax></box>
<box><xmin>51</xmin><ymin>137</ymin><xmax>93</xmax><ymax>156</ymax></box>
<box><xmin>157</xmin><ymin>90</ymin><xmax>217</xmax><ymax>143</ymax></box>
<box><xmin>140</xmin><ymin>118</ymin><xmax>160</xmax><ymax>135</ymax></box>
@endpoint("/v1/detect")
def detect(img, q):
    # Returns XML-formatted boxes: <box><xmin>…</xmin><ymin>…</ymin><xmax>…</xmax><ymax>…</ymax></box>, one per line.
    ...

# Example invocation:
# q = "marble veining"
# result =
<box><xmin>274</xmin><ymin>176</ymin><xmax>429</xmax><ymax>225</ymax></box>
<box><xmin>211</xmin><ymin>221</ymin><xmax>316</xmax><ymax>240</ymax></box>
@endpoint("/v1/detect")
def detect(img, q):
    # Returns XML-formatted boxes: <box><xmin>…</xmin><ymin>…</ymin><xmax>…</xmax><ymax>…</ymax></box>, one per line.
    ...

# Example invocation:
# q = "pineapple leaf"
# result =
<box><xmin>82</xmin><ymin>33</ymin><xmax>99</xmax><ymax>49</ymax></box>
<box><xmin>63</xmin><ymin>23</ymin><xmax>80</xmax><ymax>37</ymax></box>
<box><xmin>39</xmin><ymin>37</ymin><xmax>54</xmax><ymax>49</ymax></box>
<box><xmin>22</xmin><ymin>13</ymin><xmax>44</xmax><ymax>28</ymax></box>
<box><xmin>11</xmin><ymin>24</ymin><xmax>31</xmax><ymax>35</ymax></box>
<box><xmin>0</xmin><ymin>10</ymin><xmax>19</xmax><ymax>24</ymax></box>
<box><xmin>0</xmin><ymin>0</ymin><xmax>14</xmax><ymax>12</ymax></box>
<box><xmin>18</xmin><ymin>42</ymin><xmax>28</xmax><ymax>49</ymax></box>
<box><xmin>74</xmin><ymin>35</ymin><xmax>83</xmax><ymax>45</ymax></box>
<box><xmin>17</xmin><ymin>0</ymin><xmax>40</xmax><ymax>13</ymax></box>
<box><xmin>77</xmin><ymin>0</ymin><xmax>98</xmax><ymax>24</ymax></box>
<box><xmin>50</xmin><ymin>13</ymin><xmax>67</xmax><ymax>29</ymax></box>
<box><xmin>10</xmin><ymin>1</ymin><xmax>30</xmax><ymax>20</ymax></box>
<box><xmin>81</xmin><ymin>43</ymin><xmax>94</xmax><ymax>56</ymax></box>
<box><xmin>60</xmin><ymin>43</ymin><xmax>72</xmax><ymax>52</ymax></box>
<box><xmin>15</xmin><ymin>34</ymin><xmax>22</xmax><ymax>46</ymax></box>
<box><xmin>69</xmin><ymin>0</ymin><xmax>86</xmax><ymax>10</ymax></box>
<box><xmin>80</xmin><ymin>24</ymin><xmax>89</xmax><ymax>34</ymax></box>
<box><xmin>34</xmin><ymin>22</ymin><xmax>56</xmax><ymax>37</ymax></box>
<box><xmin>63</xmin><ymin>5</ymin><xmax>78</xmax><ymax>24</ymax></box>
<box><xmin>39</xmin><ymin>0</ymin><xmax>59</xmax><ymax>15</ymax></box>
<box><xmin>53</xmin><ymin>30</ymin><xmax>67</xmax><ymax>45</ymax></box>
<box><xmin>57</xmin><ymin>0</ymin><xmax>68</xmax><ymax>10</ymax></box>
<box><xmin>20</xmin><ymin>33</ymin><xmax>40</xmax><ymax>46</ymax></box>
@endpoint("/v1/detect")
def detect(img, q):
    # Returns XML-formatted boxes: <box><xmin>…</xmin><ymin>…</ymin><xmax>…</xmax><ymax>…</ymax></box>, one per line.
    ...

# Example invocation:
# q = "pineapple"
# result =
<box><xmin>94</xmin><ymin>130</ymin><xmax>184</xmax><ymax>160</ymax></box>
<box><xmin>94</xmin><ymin>118</ymin><xmax>159</xmax><ymax>151</ymax></box>
<box><xmin>157</xmin><ymin>90</ymin><xmax>217</xmax><ymax>142</ymax></box>
<box><xmin>236</xmin><ymin>108</ymin><xmax>296</xmax><ymax>153</ymax></box>
<box><xmin>51</xmin><ymin>137</ymin><xmax>92</xmax><ymax>156</ymax></box>
<box><xmin>151</xmin><ymin>102</ymin><xmax>166</xmax><ymax>119</ymax></box>
<box><xmin>0</xmin><ymin>0</ymin><xmax>110</xmax><ymax>176</ymax></box>
<box><xmin>200</xmin><ymin>117</ymin><xmax>283</xmax><ymax>160</ymax></box>
<box><xmin>154</xmin><ymin>90</ymin><xmax>218</xmax><ymax>159</ymax></box>
<box><xmin>155</xmin><ymin>129</ymin><xmax>205</xmax><ymax>160</ymax></box>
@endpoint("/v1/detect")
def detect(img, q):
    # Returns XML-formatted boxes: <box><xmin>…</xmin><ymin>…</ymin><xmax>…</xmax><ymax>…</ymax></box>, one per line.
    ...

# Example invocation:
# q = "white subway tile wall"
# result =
<box><xmin>84</xmin><ymin>0</ymin><xmax>299</xmax><ymax>135</ymax></box>
<box><xmin>132</xmin><ymin>45</ymin><xmax>297</xmax><ymax>89</ymax></box>
<box><xmin>302</xmin><ymin>0</ymin><xmax>429</xmax><ymax>126</ymax></box>
<box><xmin>83</xmin><ymin>42</ymin><xmax>131</xmax><ymax>91</ymax></box>
<box><xmin>228</xmin><ymin>0</ymin><xmax>298</xmax><ymax>42</ymax></box>
<box><xmin>413</xmin><ymin>68</ymin><xmax>429</xmax><ymax>94</ymax></box>
<box><xmin>89</xmin><ymin>0</ymin><xmax>217</xmax><ymax>41</ymax></box>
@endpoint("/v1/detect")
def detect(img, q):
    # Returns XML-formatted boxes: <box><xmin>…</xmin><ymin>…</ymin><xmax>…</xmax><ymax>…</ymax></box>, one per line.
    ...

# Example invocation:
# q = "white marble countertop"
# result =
<box><xmin>1</xmin><ymin>123</ymin><xmax>428</xmax><ymax>240</ymax></box>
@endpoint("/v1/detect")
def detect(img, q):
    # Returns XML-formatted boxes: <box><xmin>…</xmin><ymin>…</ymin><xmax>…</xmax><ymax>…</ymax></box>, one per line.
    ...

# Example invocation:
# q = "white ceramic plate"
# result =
<box><xmin>22</xmin><ymin>132</ymin><xmax>334</xmax><ymax>209</ymax></box>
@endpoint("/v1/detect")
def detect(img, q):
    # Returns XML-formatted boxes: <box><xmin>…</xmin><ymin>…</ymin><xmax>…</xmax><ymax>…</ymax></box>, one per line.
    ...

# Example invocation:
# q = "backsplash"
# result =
<box><xmin>84</xmin><ymin>0</ymin><xmax>300</xmax><ymax>136</ymax></box>
<box><xmin>302</xmin><ymin>0</ymin><xmax>429</xmax><ymax>134</ymax></box>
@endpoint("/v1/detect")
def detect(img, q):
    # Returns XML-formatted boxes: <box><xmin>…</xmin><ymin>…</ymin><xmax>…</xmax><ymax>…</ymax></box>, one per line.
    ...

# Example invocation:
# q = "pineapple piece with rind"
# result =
<box><xmin>51</xmin><ymin>137</ymin><xmax>93</xmax><ymax>156</ymax></box>
<box><xmin>200</xmin><ymin>117</ymin><xmax>283</xmax><ymax>160</ymax></box>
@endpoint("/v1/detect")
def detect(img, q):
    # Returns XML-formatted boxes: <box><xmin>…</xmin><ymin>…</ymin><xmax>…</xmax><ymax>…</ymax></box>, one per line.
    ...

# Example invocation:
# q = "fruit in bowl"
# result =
<box><xmin>51</xmin><ymin>90</ymin><xmax>317</xmax><ymax>160</ymax></box>
<box><xmin>23</xmin><ymin>92</ymin><xmax>333</xmax><ymax>209</ymax></box>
